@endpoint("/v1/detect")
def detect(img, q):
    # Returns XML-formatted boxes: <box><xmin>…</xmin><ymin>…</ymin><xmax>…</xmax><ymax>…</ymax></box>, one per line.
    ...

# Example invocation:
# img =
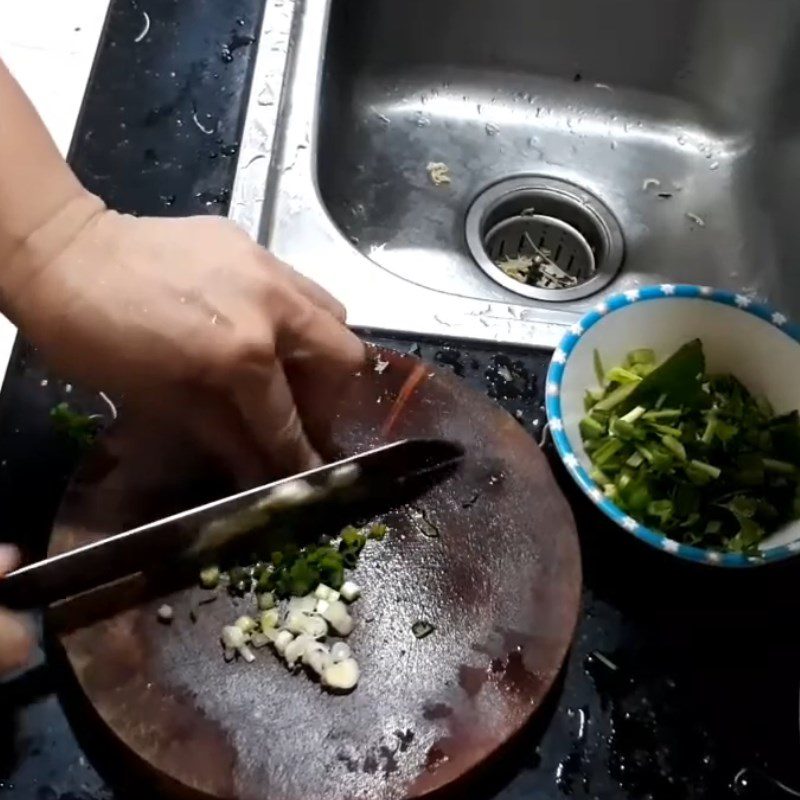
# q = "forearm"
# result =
<box><xmin>0</xmin><ymin>60</ymin><xmax>103</xmax><ymax>319</ymax></box>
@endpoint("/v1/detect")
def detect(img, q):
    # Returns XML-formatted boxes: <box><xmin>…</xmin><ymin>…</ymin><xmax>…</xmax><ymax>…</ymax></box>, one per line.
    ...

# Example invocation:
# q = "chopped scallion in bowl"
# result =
<box><xmin>546</xmin><ymin>285</ymin><xmax>800</xmax><ymax>567</ymax></box>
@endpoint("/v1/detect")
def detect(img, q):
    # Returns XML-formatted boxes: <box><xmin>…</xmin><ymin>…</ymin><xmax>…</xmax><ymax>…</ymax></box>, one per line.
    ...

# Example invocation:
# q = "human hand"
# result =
<box><xmin>5</xmin><ymin>196</ymin><xmax>366</xmax><ymax>482</ymax></box>
<box><xmin>0</xmin><ymin>545</ymin><xmax>32</xmax><ymax>675</ymax></box>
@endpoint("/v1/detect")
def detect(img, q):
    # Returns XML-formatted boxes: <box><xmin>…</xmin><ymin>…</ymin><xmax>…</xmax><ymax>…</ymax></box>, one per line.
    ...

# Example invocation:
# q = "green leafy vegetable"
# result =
<box><xmin>50</xmin><ymin>402</ymin><xmax>101</xmax><ymax>447</ymax></box>
<box><xmin>215</xmin><ymin>523</ymin><xmax>384</xmax><ymax>600</ymax></box>
<box><xmin>619</xmin><ymin>339</ymin><xmax>706</xmax><ymax>413</ymax></box>
<box><xmin>580</xmin><ymin>340</ymin><xmax>800</xmax><ymax>555</ymax></box>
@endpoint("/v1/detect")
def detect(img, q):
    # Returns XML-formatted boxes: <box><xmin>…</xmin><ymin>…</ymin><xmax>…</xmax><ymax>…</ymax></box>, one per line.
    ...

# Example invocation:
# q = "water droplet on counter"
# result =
<box><xmin>485</xmin><ymin>122</ymin><xmax>500</xmax><ymax>136</ymax></box>
<box><xmin>194</xmin><ymin>187</ymin><xmax>231</xmax><ymax>206</ymax></box>
<box><xmin>219</xmin><ymin>32</ymin><xmax>255</xmax><ymax>63</ymax></box>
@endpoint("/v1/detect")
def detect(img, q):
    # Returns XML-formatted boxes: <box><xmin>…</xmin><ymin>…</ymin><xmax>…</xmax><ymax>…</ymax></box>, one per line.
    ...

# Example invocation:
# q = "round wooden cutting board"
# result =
<box><xmin>49</xmin><ymin>349</ymin><xmax>581</xmax><ymax>800</ymax></box>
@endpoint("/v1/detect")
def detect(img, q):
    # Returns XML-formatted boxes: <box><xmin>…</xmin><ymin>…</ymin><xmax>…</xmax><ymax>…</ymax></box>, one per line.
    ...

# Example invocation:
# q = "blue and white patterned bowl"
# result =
<box><xmin>545</xmin><ymin>284</ymin><xmax>800</xmax><ymax>568</ymax></box>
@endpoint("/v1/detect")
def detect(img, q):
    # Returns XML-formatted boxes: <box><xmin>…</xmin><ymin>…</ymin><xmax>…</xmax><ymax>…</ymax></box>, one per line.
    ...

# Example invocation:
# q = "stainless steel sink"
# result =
<box><xmin>231</xmin><ymin>0</ymin><xmax>800</xmax><ymax>348</ymax></box>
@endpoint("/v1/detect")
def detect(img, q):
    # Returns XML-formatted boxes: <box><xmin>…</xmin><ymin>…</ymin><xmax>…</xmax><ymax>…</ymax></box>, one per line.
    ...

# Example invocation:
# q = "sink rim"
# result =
<box><xmin>228</xmin><ymin>0</ymin><xmax>779</xmax><ymax>350</ymax></box>
<box><xmin>229</xmin><ymin>0</ymin><xmax>574</xmax><ymax>348</ymax></box>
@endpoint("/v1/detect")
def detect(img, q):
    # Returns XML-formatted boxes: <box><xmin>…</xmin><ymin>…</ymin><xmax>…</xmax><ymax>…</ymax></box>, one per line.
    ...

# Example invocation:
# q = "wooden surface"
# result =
<box><xmin>49</xmin><ymin>349</ymin><xmax>582</xmax><ymax>800</ymax></box>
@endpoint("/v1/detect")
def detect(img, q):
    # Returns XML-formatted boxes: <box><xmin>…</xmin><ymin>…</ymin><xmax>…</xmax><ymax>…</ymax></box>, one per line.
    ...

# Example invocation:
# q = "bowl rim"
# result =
<box><xmin>545</xmin><ymin>283</ymin><xmax>800</xmax><ymax>568</ymax></box>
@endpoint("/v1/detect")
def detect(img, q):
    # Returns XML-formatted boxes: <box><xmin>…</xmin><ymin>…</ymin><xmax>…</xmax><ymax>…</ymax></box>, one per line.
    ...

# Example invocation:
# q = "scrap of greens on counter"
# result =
<box><xmin>581</xmin><ymin>339</ymin><xmax>800</xmax><ymax>554</ymax></box>
<box><xmin>50</xmin><ymin>402</ymin><xmax>101</xmax><ymax>447</ymax></box>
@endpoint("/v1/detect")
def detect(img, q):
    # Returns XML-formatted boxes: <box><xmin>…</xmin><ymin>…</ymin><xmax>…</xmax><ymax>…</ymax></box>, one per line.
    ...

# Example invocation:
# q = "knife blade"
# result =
<box><xmin>0</xmin><ymin>438</ymin><xmax>463</xmax><ymax>610</ymax></box>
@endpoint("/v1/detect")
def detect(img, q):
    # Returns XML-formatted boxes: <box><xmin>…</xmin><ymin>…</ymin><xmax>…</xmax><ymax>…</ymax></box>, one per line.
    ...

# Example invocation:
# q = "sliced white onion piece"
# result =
<box><xmin>340</xmin><ymin>581</ymin><xmax>361</xmax><ymax>603</ymax></box>
<box><xmin>239</xmin><ymin>645</ymin><xmax>256</xmax><ymax>663</ymax></box>
<box><xmin>288</xmin><ymin>595</ymin><xmax>317</xmax><ymax>614</ymax></box>
<box><xmin>250</xmin><ymin>632</ymin><xmax>271</xmax><ymax>649</ymax></box>
<box><xmin>322</xmin><ymin>658</ymin><xmax>360</xmax><ymax>690</ymax></box>
<box><xmin>235</xmin><ymin>615</ymin><xmax>257</xmax><ymax>633</ymax></box>
<box><xmin>303</xmin><ymin>641</ymin><xmax>332</xmax><ymax>675</ymax></box>
<box><xmin>222</xmin><ymin>625</ymin><xmax>257</xmax><ymax>662</ymax></box>
<box><xmin>321</xmin><ymin>600</ymin><xmax>354</xmax><ymax>636</ymax></box>
<box><xmin>285</xmin><ymin>610</ymin><xmax>327</xmax><ymax>638</ymax></box>
<box><xmin>327</xmin><ymin>463</ymin><xmax>360</xmax><ymax>489</ymax></box>
<box><xmin>302</xmin><ymin>614</ymin><xmax>328</xmax><ymax>639</ymax></box>
<box><xmin>285</xmin><ymin>610</ymin><xmax>308</xmax><ymax>634</ymax></box>
<box><xmin>315</xmin><ymin>598</ymin><xmax>330</xmax><ymax>616</ymax></box>
<box><xmin>273</xmin><ymin>630</ymin><xmax>294</xmax><ymax>656</ymax></box>
<box><xmin>284</xmin><ymin>634</ymin><xmax>315</xmax><ymax>667</ymax></box>
<box><xmin>260</xmin><ymin>609</ymin><xmax>280</xmax><ymax>630</ymax></box>
<box><xmin>221</xmin><ymin>625</ymin><xmax>247</xmax><ymax>650</ymax></box>
<box><xmin>314</xmin><ymin>583</ymin><xmax>340</xmax><ymax>602</ymax></box>
<box><xmin>330</xmin><ymin>642</ymin><xmax>352</xmax><ymax>663</ymax></box>
<box><xmin>259</xmin><ymin>479</ymin><xmax>317</xmax><ymax>510</ymax></box>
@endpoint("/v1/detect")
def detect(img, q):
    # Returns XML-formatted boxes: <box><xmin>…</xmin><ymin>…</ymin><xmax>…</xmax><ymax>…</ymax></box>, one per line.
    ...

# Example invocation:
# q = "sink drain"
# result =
<box><xmin>465</xmin><ymin>177</ymin><xmax>624</xmax><ymax>301</ymax></box>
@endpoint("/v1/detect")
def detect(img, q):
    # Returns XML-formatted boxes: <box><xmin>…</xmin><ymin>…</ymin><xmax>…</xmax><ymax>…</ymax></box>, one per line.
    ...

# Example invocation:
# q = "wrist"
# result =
<box><xmin>0</xmin><ymin>190</ymin><xmax>106</xmax><ymax>323</ymax></box>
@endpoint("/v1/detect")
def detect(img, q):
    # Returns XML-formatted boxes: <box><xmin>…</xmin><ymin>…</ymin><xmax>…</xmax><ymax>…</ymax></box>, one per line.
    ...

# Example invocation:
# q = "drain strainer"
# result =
<box><xmin>465</xmin><ymin>177</ymin><xmax>624</xmax><ymax>301</ymax></box>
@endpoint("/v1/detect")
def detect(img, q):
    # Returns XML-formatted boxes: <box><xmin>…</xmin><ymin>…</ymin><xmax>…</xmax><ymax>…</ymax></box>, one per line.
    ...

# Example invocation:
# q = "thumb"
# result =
<box><xmin>0</xmin><ymin>545</ymin><xmax>33</xmax><ymax>675</ymax></box>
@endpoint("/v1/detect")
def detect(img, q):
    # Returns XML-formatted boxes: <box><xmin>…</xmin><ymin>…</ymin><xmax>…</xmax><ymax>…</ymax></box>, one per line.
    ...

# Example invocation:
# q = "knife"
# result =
<box><xmin>0</xmin><ymin>438</ymin><xmax>463</xmax><ymax>611</ymax></box>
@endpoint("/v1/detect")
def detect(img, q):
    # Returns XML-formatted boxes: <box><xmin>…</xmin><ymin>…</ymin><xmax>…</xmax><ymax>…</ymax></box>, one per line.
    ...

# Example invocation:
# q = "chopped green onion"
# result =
<box><xmin>368</xmin><ymin>523</ymin><xmax>388</xmax><ymax>540</ymax></box>
<box><xmin>763</xmin><ymin>458</ymin><xmax>797</xmax><ymax>475</ymax></box>
<box><xmin>626</xmin><ymin>451</ymin><xmax>644</xmax><ymax>468</ymax></box>
<box><xmin>199</xmin><ymin>565</ymin><xmax>220</xmax><ymax>590</ymax></box>
<box><xmin>642</xmin><ymin>408</ymin><xmax>682</xmax><ymax>421</ymax></box>
<box><xmin>593</xmin><ymin>349</ymin><xmax>605</xmax><ymax>387</ymax></box>
<box><xmin>593</xmin><ymin>382</ymin><xmax>638</xmax><ymax>412</ymax></box>
<box><xmin>605</xmin><ymin>366</ymin><xmax>642</xmax><ymax>385</ymax></box>
<box><xmin>580</xmin><ymin>416</ymin><xmax>606</xmax><ymax>440</ymax></box>
<box><xmin>593</xmin><ymin>438</ymin><xmax>624</xmax><ymax>466</ymax></box>
<box><xmin>257</xmin><ymin>592</ymin><xmax>275</xmax><ymax>610</ymax></box>
<box><xmin>688</xmin><ymin>460</ymin><xmax>721</xmax><ymax>480</ymax></box>
<box><xmin>647</xmin><ymin>499</ymin><xmax>674</xmax><ymax>525</ymax></box>
<box><xmin>661</xmin><ymin>435</ymin><xmax>686</xmax><ymax>461</ymax></box>
<box><xmin>627</xmin><ymin>348</ymin><xmax>655</xmax><ymax>366</ymax></box>
<box><xmin>620</xmin><ymin>406</ymin><xmax>646</xmax><ymax>424</ymax></box>
<box><xmin>50</xmin><ymin>402</ymin><xmax>101</xmax><ymax>448</ymax></box>
<box><xmin>579</xmin><ymin>339</ymin><xmax>800</xmax><ymax>554</ymax></box>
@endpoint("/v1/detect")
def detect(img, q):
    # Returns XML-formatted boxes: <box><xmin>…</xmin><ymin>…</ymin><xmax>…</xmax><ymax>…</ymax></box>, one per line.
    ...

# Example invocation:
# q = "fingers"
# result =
<box><xmin>0</xmin><ymin>545</ymin><xmax>32</xmax><ymax>675</ymax></box>
<box><xmin>273</xmin><ymin>292</ymin><xmax>366</xmax><ymax>372</ymax></box>
<box><xmin>0</xmin><ymin>544</ymin><xmax>18</xmax><ymax>573</ymax></box>
<box><xmin>292</xmin><ymin>273</ymin><xmax>347</xmax><ymax>323</ymax></box>
<box><xmin>217</xmin><ymin>285</ymin><xmax>362</xmax><ymax>474</ymax></box>
<box><xmin>183</xmin><ymin>396</ymin><xmax>269</xmax><ymax>489</ymax></box>
<box><xmin>127</xmin><ymin>388</ymin><xmax>270</xmax><ymax>490</ymax></box>
<box><xmin>232</xmin><ymin>360</ymin><xmax>322</xmax><ymax>475</ymax></box>
<box><xmin>0</xmin><ymin>610</ymin><xmax>32</xmax><ymax>674</ymax></box>
<box><xmin>263</xmin><ymin>254</ymin><xmax>347</xmax><ymax>323</ymax></box>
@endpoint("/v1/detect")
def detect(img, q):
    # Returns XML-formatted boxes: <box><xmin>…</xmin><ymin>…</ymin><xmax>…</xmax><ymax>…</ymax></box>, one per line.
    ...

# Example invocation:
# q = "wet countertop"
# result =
<box><xmin>1</xmin><ymin>1</ymin><xmax>800</xmax><ymax>799</ymax></box>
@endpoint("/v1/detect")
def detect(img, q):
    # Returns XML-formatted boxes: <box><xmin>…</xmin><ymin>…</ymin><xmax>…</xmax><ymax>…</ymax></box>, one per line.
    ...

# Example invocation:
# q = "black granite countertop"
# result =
<box><xmin>1</xmin><ymin>2</ymin><xmax>800</xmax><ymax>799</ymax></box>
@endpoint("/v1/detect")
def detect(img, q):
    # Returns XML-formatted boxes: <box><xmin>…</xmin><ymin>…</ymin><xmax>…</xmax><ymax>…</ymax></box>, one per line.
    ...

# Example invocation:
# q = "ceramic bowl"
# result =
<box><xmin>545</xmin><ymin>284</ymin><xmax>800</xmax><ymax>567</ymax></box>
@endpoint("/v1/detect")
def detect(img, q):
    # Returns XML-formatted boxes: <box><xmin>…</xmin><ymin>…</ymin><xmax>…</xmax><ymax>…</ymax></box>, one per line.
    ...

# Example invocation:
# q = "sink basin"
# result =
<box><xmin>231</xmin><ymin>0</ymin><xmax>800</xmax><ymax>348</ymax></box>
